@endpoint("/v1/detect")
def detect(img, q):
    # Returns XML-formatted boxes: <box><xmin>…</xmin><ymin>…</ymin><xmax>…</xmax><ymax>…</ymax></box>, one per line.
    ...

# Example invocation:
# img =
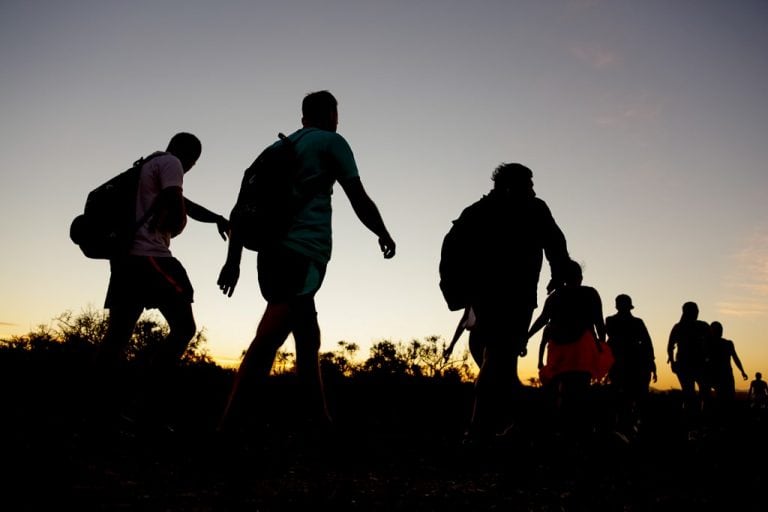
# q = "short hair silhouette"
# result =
<box><xmin>681</xmin><ymin>301</ymin><xmax>699</xmax><ymax>320</ymax></box>
<box><xmin>563</xmin><ymin>260</ymin><xmax>583</xmax><ymax>283</ymax></box>
<box><xmin>615</xmin><ymin>293</ymin><xmax>634</xmax><ymax>310</ymax></box>
<box><xmin>302</xmin><ymin>90</ymin><xmax>338</xmax><ymax>127</ymax></box>
<box><xmin>491</xmin><ymin>163</ymin><xmax>533</xmax><ymax>191</ymax></box>
<box><xmin>167</xmin><ymin>132</ymin><xmax>201</xmax><ymax>159</ymax></box>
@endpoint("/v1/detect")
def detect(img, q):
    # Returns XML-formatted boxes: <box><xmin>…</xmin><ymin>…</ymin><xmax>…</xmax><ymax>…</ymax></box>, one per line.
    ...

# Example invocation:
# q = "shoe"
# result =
<box><xmin>496</xmin><ymin>422</ymin><xmax>518</xmax><ymax>438</ymax></box>
<box><xmin>612</xmin><ymin>430</ymin><xmax>631</xmax><ymax>445</ymax></box>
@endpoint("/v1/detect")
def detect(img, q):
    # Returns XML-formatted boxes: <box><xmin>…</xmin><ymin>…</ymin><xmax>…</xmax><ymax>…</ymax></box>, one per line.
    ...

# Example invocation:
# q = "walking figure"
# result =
<box><xmin>531</xmin><ymin>260</ymin><xmax>613</xmax><ymax>441</ymax></box>
<box><xmin>94</xmin><ymin>132</ymin><xmax>229</xmax><ymax>432</ymax></box>
<box><xmin>667</xmin><ymin>301</ymin><xmax>711</xmax><ymax>432</ymax></box>
<box><xmin>605</xmin><ymin>294</ymin><xmax>657</xmax><ymax>439</ymax></box>
<box><xmin>440</xmin><ymin>162</ymin><xmax>570</xmax><ymax>443</ymax></box>
<box><xmin>217</xmin><ymin>91</ymin><xmax>396</xmax><ymax>440</ymax></box>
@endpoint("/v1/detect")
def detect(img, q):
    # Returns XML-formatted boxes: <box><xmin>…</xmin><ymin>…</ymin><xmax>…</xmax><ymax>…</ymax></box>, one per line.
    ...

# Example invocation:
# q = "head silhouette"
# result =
<box><xmin>166</xmin><ymin>132</ymin><xmax>201</xmax><ymax>172</ymax></box>
<box><xmin>710</xmin><ymin>321</ymin><xmax>723</xmax><ymax>338</ymax></box>
<box><xmin>563</xmin><ymin>260</ymin><xmax>583</xmax><ymax>287</ymax></box>
<box><xmin>302</xmin><ymin>90</ymin><xmax>338</xmax><ymax>132</ymax></box>
<box><xmin>681</xmin><ymin>301</ymin><xmax>699</xmax><ymax>322</ymax></box>
<box><xmin>615</xmin><ymin>294</ymin><xmax>634</xmax><ymax>313</ymax></box>
<box><xmin>492</xmin><ymin>163</ymin><xmax>534</xmax><ymax>198</ymax></box>
<box><xmin>757</xmin><ymin>372</ymin><xmax>763</xmax><ymax>380</ymax></box>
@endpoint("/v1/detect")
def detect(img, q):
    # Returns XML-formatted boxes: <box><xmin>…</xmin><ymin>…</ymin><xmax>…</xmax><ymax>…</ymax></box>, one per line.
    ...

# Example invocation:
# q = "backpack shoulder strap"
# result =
<box><xmin>132</xmin><ymin>152</ymin><xmax>169</xmax><ymax>230</ymax></box>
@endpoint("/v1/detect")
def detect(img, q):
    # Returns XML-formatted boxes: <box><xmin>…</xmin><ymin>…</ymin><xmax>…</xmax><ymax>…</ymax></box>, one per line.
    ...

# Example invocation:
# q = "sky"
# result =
<box><xmin>1</xmin><ymin>0</ymin><xmax>767</xmax><ymax>391</ymax></box>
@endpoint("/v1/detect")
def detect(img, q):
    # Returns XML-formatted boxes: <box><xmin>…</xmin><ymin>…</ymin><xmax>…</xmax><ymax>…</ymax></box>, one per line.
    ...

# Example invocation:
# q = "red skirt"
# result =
<box><xmin>539</xmin><ymin>330</ymin><xmax>614</xmax><ymax>385</ymax></box>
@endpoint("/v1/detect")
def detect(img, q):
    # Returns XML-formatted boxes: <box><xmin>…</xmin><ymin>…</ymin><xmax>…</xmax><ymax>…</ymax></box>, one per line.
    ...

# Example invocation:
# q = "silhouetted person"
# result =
<box><xmin>707</xmin><ymin>321</ymin><xmax>747</xmax><ymax>420</ymax></box>
<box><xmin>446</xmin><ymin>163</ymin><xmax>570</xmax><ymax>443</ymax></box>
<box><xmin>667</xmin><ymin>301</ymin><xmax>711</xmax><ymax>431</ymax></box>
<box><xmin>94</xmin><ymin>132</ymin><xmax>229</xmax><ymax>431</ymax></box>
<box><xmin>605</xmin><ymin>294</ymin><xmax>657</xmax><ymax>440</ymax></box>
<box><xmin>748</xmin><ymin>372</ymin><xmax>768</xmax><ymax>411</ymax></box>
<box><xmin>530</xmin><ymin>260</ymin><xmax>613</xmax><ymax>442</ymax></box>
<box><xmin>217</xmin><ymin>90</ymin><xmax>396</xmax><ymax>439</ymax></box>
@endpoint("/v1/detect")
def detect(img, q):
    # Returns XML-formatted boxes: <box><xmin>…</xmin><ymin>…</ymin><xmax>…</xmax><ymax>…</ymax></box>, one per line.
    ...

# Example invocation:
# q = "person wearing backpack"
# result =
<box><xmin>441</xmin><ymin>163</ymin><xmax>571</xmax><ymax>445</ymax></box>
<box><xmin>216</xmin><ymin>90</ymin><xmax>396</xmax><ymax>440</ymax></box>
<box><xmin>93</xmin><ymin>132</ymin><xmax>229</xmax><ymax>432</ymax></box>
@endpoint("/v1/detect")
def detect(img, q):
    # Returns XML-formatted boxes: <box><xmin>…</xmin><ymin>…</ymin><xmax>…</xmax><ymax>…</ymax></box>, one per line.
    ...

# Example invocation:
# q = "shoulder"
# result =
<box><xmin>296</xmin><ymin>128</ymin><xmax>351</xmax><ymax>150</ymax></box>
<box><xmin>146</xmin><ymin>152</ymin><xmax>182</xmax><ymax>173</ymax></box>
<box><xmin>458</xmin><ymin>195</ymin><xmax>492</xmax><ymax>221</ymax></box>
<box><xmin>144</xmin><ymin>152</ymin><xmax>183</xmax><ymax>187</ymax></box>
<box><xmin>530</xmin><ymin>197</ymin><xmax>553</xmax><ymax>214</ymax></box>
<box><xmin>582</xmin><ymin>285</ymin><xmax>601</xmax><ymax>299</ymax></box>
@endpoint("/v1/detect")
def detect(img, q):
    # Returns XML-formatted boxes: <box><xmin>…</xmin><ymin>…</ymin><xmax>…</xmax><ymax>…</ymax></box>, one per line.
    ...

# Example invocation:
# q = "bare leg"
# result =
<box><xmin>153</xmin><ymin>301</ymin><xmax>197</xmax><ymax>369</ymax></box>
<box><xmin>135</xmin><ymin>301</ymin><xmax>197</xmax><ymax>425</ymax></box>
<box><xmin>467</xmin><ymin>307</ymin><xmax>531</xmax><ymax>439</ymax></box>
<box><xmin>218</xmin><ymin>303</ymin><xmax>292</xmax><ymax>433</ymax></box>
<box><xmin>92</xmin><ymin>305</ymin><xmax>143</xmax><ymax>420</ymax></box>
<box><xmin>292</xmin><ymin>298</ymin><xmax>332</xmax><ymax>426</ymax></box>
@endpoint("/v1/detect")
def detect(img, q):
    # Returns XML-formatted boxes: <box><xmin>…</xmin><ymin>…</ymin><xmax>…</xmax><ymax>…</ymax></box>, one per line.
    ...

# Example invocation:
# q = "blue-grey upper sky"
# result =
<box><xmin>1</xmin><ymin>0</ymin><xmax>767</xmax><ymax>389</ymax></box>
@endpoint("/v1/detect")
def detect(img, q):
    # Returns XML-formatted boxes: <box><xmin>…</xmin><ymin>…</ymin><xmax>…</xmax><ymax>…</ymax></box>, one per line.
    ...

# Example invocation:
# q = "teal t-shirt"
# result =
<box><xmin>281</xmin><ymin>127</ymin><xmax>360</xmax><ymax>264</ymax></box>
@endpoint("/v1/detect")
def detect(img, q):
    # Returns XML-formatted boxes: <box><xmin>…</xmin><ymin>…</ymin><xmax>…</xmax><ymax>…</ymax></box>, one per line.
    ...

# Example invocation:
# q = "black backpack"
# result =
<box><xmin>69</xmin><ymin>154</ymin><xmax>161</xmax><ymax>260</ymax></box>
<box><xmin>439</xmin><ymin>216</ymin><xmax>474</xmax><ymax>312</ymax></box>
<box><xmin>229</xmin><ymin>131</ymin><xmax>311</xmax><ymax>252</ymax></box>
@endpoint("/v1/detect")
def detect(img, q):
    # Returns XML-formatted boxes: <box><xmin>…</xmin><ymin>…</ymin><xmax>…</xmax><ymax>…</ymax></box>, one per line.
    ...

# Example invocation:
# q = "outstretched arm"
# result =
<box><xmin>537</xmin><ymin>329</ymin><xmax>548</xmax><ymax>369</ymax></box>
<box><xmin>340</xmin><ymin>177</ymin><xmax>395</xmax><ymax>259</ymax></box>
<box><xmin>184</xmin><ymin>197</ymin><xmax>229</xmax><ymax>240</ymax></box>
<box><xmin>731</xmin><ymin>344</ymin><xmax>749</xmax><ymax>381</ymax></box>
<box><xmin>444</xmin><ymin>308</ymin><xmax>470</xmax><ymax>360</ymax></box>
<box><xmin>639</xmin><ymin>320</ymin><xmax>658</xmax><ymax>382</ymax></box>
<box><xmin>667</xmin><ymin>328</ymin><xmax>676</xmax><ymax>365</ymax></box>
<box><xmin>592</xmin><ymin>290</ymin><xmax>606</xmax><ymax>343</ymax></box>
<box><xmin>540</xmin><ymin>202</ymin><xmax>570</xmax><ymax>293</ymax></box>
<box><xmin>528</xmin><ymin>299</ymin><xmax>552</xmax><ymax>340</ymax></box>
<box><xmin>217</xmin><ymin>235</ymin><xmax>243</xmax><ymax>297</ymax></box>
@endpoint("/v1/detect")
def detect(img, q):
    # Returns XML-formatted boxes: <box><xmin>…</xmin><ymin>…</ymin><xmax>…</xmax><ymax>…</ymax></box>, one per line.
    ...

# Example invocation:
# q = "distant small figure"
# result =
<box><xmin>707</xmin><ymin>321</ymin><xmax>748</xmax><ymax>413</ymax></box>
<box><xmin>605</xmin><ymin>294</ymin><xmax>657</xmax><ymax>439</ymax></box>
<box><xmin>667</xmin><ymin>301</ymin><xmax>711</xmax><ymax>420</ymax></box>
<box><xmin>748</xmin><ymin>372</ymin><xmax>768</xmax><ymax>411</ymax></box>
<box><xmin>530</xmin><ymin>260</ymin><xmax>613</xmax><ymax>440</ymax></box>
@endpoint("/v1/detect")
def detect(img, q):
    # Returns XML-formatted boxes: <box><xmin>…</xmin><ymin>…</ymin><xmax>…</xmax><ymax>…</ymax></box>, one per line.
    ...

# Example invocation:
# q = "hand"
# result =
<box><xmin>216</xmin><ymin>216</ymin><xmax>230</xmax><ymax>241</ymax></box>
<box><xmin>379</xmin><ymin>234</ymin><xmax>396</xmax><ymax>259</ymax></box>
<box><xmin>743</xmin><ymin>372</ymin><xmax>749</xmax><ymax>381</ymax></box>
<box><xmin>217</xmin><ymin>262</ymin><xmax>240</xmax><ymax>297</ymax></box>
<box><xmin>443</xmin><ymin>346</ymin><xmax>454</xmax><ymax>361</ymax></box>
<box><xmin>546</xmin><ymin>278</ymin><xmax>560</xmax><ymax>294</ymax></box>
<box><xmin>652</xmin><ymin>371</ymin><xmax>658</xmax><ymax>383</ymax></box>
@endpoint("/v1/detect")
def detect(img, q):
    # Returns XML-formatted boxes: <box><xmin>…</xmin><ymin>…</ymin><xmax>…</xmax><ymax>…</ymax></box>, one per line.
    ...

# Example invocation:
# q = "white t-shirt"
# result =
<box><xmin>129</xmin><ymin>152</ymin><xmax>184</xmax><ymax>257</ymax></box>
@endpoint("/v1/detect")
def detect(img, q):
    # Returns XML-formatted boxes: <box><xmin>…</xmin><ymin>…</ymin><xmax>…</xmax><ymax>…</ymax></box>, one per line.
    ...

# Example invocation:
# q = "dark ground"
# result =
<box><xmin>2</xmin><ymin>361</ymin><xmax>766</xmax><ymax>511</ymax></box>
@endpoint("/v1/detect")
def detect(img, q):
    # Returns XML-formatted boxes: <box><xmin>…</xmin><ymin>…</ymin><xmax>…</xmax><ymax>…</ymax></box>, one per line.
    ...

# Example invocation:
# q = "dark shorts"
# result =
<box><xmin>105</xmin><ymin>255</ymin><xmax>194</xmax><ymax>309</ymax></box>
<box><xmin>257</xmin><ymin>246</ymin><xmax>326</xmax><ymax>304</ymax></box>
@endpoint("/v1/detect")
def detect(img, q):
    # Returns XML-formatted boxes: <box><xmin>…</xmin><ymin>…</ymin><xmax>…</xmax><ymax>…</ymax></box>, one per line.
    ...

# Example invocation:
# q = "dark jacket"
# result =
<box><xmin>440</xmin><ymin>189</ymin><xmax>569</xmax><ymax>311</ymax></box>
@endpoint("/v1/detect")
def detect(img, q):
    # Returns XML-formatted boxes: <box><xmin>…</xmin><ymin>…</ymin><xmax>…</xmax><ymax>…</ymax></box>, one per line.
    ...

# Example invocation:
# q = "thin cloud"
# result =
<box><xmin>570</xmin><ymin>43</ymin><xmax>620</xmax><ymax>69</ymax></box>
<box><xmin>595</xmin><ymin>98</ymin><xmax>662</xmax><ymax>127</ymax></box>
<box><xmin>0</xmin><ymin>321</ymin><xmax>17</xmax><ymax>327</ymax></box>
<box><xmin>568</xmin><ymin>0</ymin><xmax>604</xmax><ymax>8</ymax></box>
<box><xmin>595</xmin><ymin>93</ymin><xmax>663</xmax><ymax>128</ymax></box>
<box><xmin>719</xmin><ymin>230</ymin><xmax>768</xmax><ymax>317</ymax></box>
